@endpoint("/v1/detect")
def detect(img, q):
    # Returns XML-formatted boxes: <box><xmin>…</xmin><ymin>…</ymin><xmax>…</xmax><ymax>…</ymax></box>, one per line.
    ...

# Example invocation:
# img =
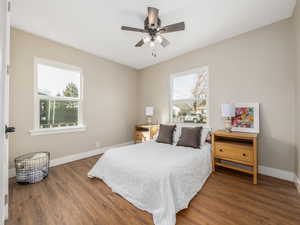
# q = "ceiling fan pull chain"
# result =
<box><xmin>152</xmin><ymin>50</ymin><xmax>157</xmax><ymax>58</ymax></box>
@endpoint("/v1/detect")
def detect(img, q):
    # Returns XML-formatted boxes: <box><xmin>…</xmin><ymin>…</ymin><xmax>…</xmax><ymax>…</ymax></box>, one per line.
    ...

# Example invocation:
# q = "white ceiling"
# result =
<box><xmin>11</xmin><ymin>0</ymin><xmax>296</xmax><ymax>69</ymax></box>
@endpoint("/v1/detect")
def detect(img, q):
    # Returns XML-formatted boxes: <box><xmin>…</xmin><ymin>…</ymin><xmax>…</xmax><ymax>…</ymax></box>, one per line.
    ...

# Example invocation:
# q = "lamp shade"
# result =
<box><xmin>145</xmin><ymin>106</ymin><xmax>154</xmax><ymax>116</ymax></box>
<box><xmin>221</xmin><ymin>104</ymin><xmax>235</xmax><ymax>117</ymax></box>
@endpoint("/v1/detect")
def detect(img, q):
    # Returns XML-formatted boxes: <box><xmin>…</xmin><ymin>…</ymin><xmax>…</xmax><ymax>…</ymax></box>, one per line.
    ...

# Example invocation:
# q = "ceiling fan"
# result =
<box><xmin>121</xmin><ymin>7</ymin><xmax>185</xmax><ymax>48</ymax></box>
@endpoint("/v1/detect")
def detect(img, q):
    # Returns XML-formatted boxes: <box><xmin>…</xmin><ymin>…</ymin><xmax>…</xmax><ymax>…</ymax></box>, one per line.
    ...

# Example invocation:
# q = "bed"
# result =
<box><xmin>88</xmin><ymin>140</ymin><xmax>212</xmax><ymax>225</ymax></box>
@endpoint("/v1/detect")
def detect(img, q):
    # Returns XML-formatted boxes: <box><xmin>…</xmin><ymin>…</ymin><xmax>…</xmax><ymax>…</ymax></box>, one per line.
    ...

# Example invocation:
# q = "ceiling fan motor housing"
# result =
<box><xmin>144</xmin><ymin>17</ymin><xmax>161</xmax><ymax>31</ymax></box>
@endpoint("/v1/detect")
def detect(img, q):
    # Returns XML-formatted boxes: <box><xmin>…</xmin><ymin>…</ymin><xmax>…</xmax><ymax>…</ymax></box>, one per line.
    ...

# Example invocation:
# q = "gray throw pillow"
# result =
<box><xmin>176</xmin><ymin>127</ymin><xmax>202</xmax><ymax>148</ymax></box>
<box><xmin>156</xmin><ymin>124</ymin><xmax>176</xmax><ymax>144</ymax></box>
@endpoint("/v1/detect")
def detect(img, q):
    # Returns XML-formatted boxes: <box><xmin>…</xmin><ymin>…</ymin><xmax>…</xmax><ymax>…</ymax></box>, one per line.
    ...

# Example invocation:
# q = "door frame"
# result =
<box><xmin>0</xmin><ymin>0</ymin><xmax>10</xmax><ymax>224</ymax></box>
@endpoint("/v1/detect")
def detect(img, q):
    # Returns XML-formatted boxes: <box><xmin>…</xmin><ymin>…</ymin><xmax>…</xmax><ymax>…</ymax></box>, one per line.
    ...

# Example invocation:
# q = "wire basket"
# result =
<box><xmin>15</xmin><ymin>152</ymin><xmax>50</xmax><ymax>184</ymax></box>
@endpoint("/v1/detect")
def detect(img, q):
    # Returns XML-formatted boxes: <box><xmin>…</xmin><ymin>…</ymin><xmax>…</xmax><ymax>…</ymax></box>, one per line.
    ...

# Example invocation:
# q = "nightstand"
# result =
<box><xmin>135</xmin><ymin>124</ymin><xmax>159</xmax><ymax>144</ymax></box>
<box><xmin>212</xmin><ymin>130</ymin><xmax>258</xmax><ymax>184</ymax></box>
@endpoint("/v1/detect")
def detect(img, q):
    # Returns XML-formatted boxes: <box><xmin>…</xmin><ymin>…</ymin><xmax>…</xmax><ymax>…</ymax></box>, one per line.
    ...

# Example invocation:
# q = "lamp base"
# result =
<box><xmin>146</xmin><ymin>116</ymin><xmax>153</xmax><ymax>125</ymax></box>
<box><xmin>225</xmin><ymin>127</ymin><xmax>232</xmax><ymax>133</ymax></box>
<box><xmin>224</xmin><ymin>118</ymin><xmax>232</xmax><ymax>132</ymax></box>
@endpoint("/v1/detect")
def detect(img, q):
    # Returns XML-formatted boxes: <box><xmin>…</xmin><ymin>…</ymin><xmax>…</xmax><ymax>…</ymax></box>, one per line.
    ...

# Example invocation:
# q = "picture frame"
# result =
<box><xmin>231</xmin><ymin>103</ymin><xmax>259</xmax><ymax>133</ymax></box>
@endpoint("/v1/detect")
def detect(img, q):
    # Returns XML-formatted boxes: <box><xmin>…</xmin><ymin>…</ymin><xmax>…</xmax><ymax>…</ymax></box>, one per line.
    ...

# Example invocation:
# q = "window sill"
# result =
<box><xmin>30</xmin><ymin>125</ymin><xmax>86</xmax><ymax>136</ymax></box>
<box><xmin>171</xmin><ymin>122</ymin><xmax>210</xmax><ymax>128</ymax></box>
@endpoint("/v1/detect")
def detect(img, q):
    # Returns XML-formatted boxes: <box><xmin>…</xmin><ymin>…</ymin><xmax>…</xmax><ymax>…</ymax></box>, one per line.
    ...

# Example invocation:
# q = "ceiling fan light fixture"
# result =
<box><xmin>149</xmin><ymin>41</ymin><xmax>155</xmax><ymax>48</ymax></box>
<box><xmin>143</xmin><ymin>35</ymin><xmax>151</xmax><ymax>43</ymax></box>
<box><xmin>155</xmin><ymin>35</ymin><xmax>163</xmax><ymax>43</ymax></box>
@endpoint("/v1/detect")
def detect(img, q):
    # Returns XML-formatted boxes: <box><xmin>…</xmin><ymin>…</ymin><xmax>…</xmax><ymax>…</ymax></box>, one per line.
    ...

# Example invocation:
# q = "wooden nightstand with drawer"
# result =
<box><xmin>212</xmin><ymin>130</ymin><xmax>258</xmax><ymax>184</ymax></box>
<box><xmin>135</xmin><ymin>124</ymin><xmax>159</xmax><ymax>144</ymax></box>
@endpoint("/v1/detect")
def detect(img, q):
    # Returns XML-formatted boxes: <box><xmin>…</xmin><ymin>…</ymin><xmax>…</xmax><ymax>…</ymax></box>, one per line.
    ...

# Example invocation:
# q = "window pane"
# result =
<box><xmin>172</xmin><ymin>71</ymin><xmax>208</xmax><ymax>124</ymax></box>
<box><xmin>37</xmin><ymin>63</ymin><xmax>80</xmax><ymax>98</ymax></box>
<box><xmin>172</xmin><ymin>102</ymin><xmax>208</xmax><ymax>124</ymax></box>
<box><xmin>40</xmin><ymin>99</ymin><xmax>79</xmax><ymax>128</ymax></box>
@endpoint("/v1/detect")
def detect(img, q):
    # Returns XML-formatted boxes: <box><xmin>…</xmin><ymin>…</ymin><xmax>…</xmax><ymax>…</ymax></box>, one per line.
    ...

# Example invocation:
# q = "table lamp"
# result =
<box><xmin>145</xmin><ymin>106</ymin><xmax>154</xmax><ymax>125</ymax></box>
<box><xmin>221</xmin><ymin>104</ymin><xmax>235</xmax><ymax>132</ymax></box>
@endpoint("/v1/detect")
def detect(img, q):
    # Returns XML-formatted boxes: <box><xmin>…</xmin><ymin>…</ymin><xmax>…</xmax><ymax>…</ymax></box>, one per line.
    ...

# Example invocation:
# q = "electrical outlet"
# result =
<box><xmin>95</xmin><ymin>141</ymin><xmax>100</xmax><ymax>148</ymax></box>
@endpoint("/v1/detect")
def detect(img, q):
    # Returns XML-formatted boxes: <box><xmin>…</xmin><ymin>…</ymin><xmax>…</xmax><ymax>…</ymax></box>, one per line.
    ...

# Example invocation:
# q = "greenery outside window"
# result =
<box><xmin>31</xmin><ymin>58</ymin><xmax>85</xmax><ymax>135</ymax></box>
<box><xmin>170</xmin><ymin>67</ymin><xmax>209</xmax><ymax>125</ymax></box>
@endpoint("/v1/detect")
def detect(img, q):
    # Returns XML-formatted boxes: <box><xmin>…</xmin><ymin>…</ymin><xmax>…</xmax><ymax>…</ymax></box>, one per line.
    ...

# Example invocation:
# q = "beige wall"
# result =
<box><xmin>10</xmin><ymin>18</ymin><xmax>298</xmax><ymax>174</ymax></box>
<box><xmin>293</xmin><ymin>0</ymin><xmax>300</xmax><ymax>186</ymax></box>
<box><xmin>9</xmin><ymin>28</ymin><xmax>137</xmax><ymax>167</ymax></box>
<box><xmin>137</xmin><ymin>19</ymin><xmax>296</xmax><ymax>172</ymax></box>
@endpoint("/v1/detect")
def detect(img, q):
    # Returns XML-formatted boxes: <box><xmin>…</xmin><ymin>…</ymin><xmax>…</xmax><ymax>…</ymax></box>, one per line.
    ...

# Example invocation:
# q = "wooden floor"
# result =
<box><xmin>7</xmin><ymin>155</ymin><xmax>300</xmax><ymax>225</ymax></box>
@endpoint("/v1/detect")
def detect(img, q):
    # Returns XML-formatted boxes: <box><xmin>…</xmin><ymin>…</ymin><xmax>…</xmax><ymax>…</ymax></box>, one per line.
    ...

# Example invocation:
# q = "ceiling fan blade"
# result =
<box><xmin>161</xmin><ymin>37</ymin><xmax>170</xmax><ymax>48</ymax></box>
<box><xmin>135</xmin><ymin>39</ymin><xmax>144</xmax><ymax>47</ymax></box>
<box><xmin>121</xmin><ymin>26</ymin><xmax>146</xmax><ymax>33</ymax></box>
<box><xmin>160</xmin><ymin>22</ymin><xmax>185</xmax><ymax>33</ymax></box>
<box><xmin>148</xmin><ymin>7</ymin><xmax>159</xmax><ymax>26</ymax></box>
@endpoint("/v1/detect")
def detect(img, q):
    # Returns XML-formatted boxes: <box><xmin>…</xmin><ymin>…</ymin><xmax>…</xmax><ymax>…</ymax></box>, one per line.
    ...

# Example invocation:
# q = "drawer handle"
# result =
<box><xmin>219</xmin><ymin>149</ymin><xmax>223</xmax><ymax>152</ymax></box>
<box><xmin>242</xmin><ymin>153</ymin><xmax>246</xmax><ymax>157</ymax></box>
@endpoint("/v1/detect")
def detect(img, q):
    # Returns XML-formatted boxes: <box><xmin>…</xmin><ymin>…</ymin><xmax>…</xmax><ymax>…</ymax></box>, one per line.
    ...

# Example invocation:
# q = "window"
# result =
<box><xmin>170</xmin><ymin>67</ymin><xmax>209</xmax><ymax>125</ymax></box>
<box><xmin>31</xmin><ymin>58</ymin><xmax>85</xmax><ymax>135</ymax></box>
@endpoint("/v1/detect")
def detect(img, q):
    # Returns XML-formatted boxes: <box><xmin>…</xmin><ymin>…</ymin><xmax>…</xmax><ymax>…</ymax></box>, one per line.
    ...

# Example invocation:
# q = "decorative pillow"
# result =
<box><xmin>156</xmin><ymin>124</ymin><xmax>176</xmax><ymax>144</ymax></box>
<box><xmin>176</xmin><ymin>127</ymin><xmax>202</xmax><ymax>148</ymax></box>
<box><xmin>174</xmin><ymin>124</ymin><xmax>209</xmax><ymax>146</ymax></box>
<box><xmin>205</xmin><ymin>131</ymin><xmax>212</xmax><ymax>144</ymax></box>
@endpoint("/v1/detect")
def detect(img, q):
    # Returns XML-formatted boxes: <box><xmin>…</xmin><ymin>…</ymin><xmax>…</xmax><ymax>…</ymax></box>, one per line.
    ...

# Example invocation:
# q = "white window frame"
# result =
<box><xmin>30</xmin><ymin>57</ymin><xmax>85</xmax><ymax>136</ymax></box>
<box><xmin>169</xmin><ymin>66</ymin><xmax>210</xmax><ymax>127</ymax></box>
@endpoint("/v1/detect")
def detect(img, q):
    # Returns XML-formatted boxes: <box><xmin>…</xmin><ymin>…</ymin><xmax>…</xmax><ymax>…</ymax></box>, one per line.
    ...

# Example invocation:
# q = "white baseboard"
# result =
<box><xmin>294</xmin><ymin>174</ymin><xmax>300</xmax><ymax>193</ymax></box>
<box><xmin>9</xmin><ymin>141</ymin><xmax>134</xmax><ymax>178</ymax></box>
<box><xmin>9</xmin><ymin>168</ymin><xmax>15</xmax><ymax>178</ymax></box>
<box><xmin>8</xmin><ymin>143</ymin><xmax>298</xmax><ymax>188</ymax></box>
<box><xmin>258</xmin><ymin>166</ymin><xmax>295</xmax><ymax>182</ymax></box>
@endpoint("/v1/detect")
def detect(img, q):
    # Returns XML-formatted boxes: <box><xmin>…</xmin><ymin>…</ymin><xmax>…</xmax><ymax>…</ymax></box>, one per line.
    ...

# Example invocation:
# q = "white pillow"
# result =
<box><xmin>173</xmin><ymin>124</ymin><xmax>181</xmax><ymax>144</ymax></box>
<box><xmin>201</xmin><ymin>128</ymin><xmax>211</xmax><ymax>145</ymax></box>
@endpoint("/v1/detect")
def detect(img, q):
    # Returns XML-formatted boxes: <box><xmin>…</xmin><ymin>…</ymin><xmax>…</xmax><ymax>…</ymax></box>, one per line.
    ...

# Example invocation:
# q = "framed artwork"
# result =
<box><xmin>231</xmin><ymin>103</ymin><xmax>259</xmax><ymax>133</ymax></box>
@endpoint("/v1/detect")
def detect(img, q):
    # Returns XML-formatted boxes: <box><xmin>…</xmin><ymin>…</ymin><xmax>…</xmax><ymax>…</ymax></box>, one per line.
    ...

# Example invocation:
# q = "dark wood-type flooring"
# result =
<box><xmin>6</xmin><ymin>155</ymin><xmax>300</xmax><ymax>225</ymax></box>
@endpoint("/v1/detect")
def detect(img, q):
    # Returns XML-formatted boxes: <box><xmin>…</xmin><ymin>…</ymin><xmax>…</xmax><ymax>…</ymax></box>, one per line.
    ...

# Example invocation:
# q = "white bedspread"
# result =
<box><xmin>88</xmin><ymin>141</ymin><xmax>212</xmax><ymax>225</ymax></box>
